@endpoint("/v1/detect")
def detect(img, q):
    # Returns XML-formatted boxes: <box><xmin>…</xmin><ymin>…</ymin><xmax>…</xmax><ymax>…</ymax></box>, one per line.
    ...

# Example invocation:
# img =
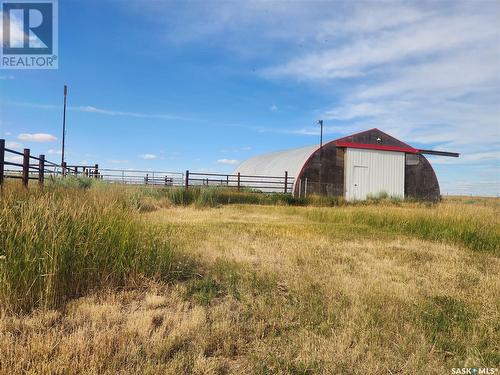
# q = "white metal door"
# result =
<box><xmin>345</xmin><ymin>148</ymin><xmax>405</xmax><ymax>201</ymax></box>
<box><xmin>352</xmin><ymin>166</ymin><xmax>368</xmax><ymax>200</ymax></box>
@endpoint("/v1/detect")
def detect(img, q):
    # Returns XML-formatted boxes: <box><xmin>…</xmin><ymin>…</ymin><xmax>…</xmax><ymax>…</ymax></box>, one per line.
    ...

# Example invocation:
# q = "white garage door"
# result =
<box><xmin>345</xmin><ymin>148</ymin><xmax>405</xmax><ymax>201</ymax></box>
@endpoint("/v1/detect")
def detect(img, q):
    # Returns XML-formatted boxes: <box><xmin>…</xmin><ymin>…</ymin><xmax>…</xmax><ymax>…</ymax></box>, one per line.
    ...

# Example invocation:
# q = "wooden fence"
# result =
<box><xmin>0</xmin><ymin>139</ymin><xmax>294</xmax><ymax>194</ymax></box>
<box><xmin>0</xmin><ymin>139</ymin><xmax>101</xmax><ymax>188</ymax></box>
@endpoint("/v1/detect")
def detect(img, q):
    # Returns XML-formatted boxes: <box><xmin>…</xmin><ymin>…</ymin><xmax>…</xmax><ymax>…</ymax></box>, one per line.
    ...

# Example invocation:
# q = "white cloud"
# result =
<box><xmin>47</xmin><ymin>149</ymin><xmax>62</xmax><ymax>155</ymax></box>
<box><xmin>0</xmin><ymin>101</ymin><xmax>185</xmax><ymax>121</ymax></box>
<box><xmin>263</xmin><ymin>8</ymin><xmax>498</xmax><ymax>80</ymax></box>
<box><xmin>107</xmin><ymin>159</ymin><xmax>129</xmax><ymax>164</ymax></box>
<box><xmin>140</xmin><ymin>154</ymin><xmax>157</xmax><ymax>160</ymax></box>
<box><xmin>0</xmin><ymin>75</ymin><xmax>14</xmax><ymax>80</ymax></box>
<box><xmin>18</xmin><ymin>133</ymin><xmax>57</xmax><ymax>142</ymax></box>
<box><xmin>72</xmin><ymin>106</ymin><xmax>183</xmax><ymax>120</ymax></box>
<box><xmin>5</xmin><ymin>155</ymin><xmax>22</xmax><ymax>164</ymax></box>
<box><xmin>325</xmin><ymin>103</ymin><xmax>388</xmax><ymax>120</ymax></box>
<box><xmin>355</xmin><ymin>48</ymin><xmax>499</xmax><ymax>100</ymax></box>
<box><xmin>270</xmin><ymin>105</ymin><xmax>278</xmax><ymax>111</ymax></box>
<box><xmin>318</xmin><ymin>5</ymin><xmax>427</xmax><ymax>36</ymax></box>
<box><xmin>256</xmin><ymin>3</ymin><xmax>500</xmax><ymax>177</ymax></box>
<box><xmin>440</xmin><ymin>180</ymin><xmax>499</xmax><ymax>197</ymax></box>
<box><xmin>429</xmin><ymin>151</ymin><xmax>500</xmax><ymax>165</ymax></box>
<box><xmin>5</xmin><ymin>141</ymin><xmax>22</xmax><ymax>149</ymax></box>
<box><xmin>217</xmin><ymin>158</ymin><xmax>239</xmax><ymax>165</ymax></box>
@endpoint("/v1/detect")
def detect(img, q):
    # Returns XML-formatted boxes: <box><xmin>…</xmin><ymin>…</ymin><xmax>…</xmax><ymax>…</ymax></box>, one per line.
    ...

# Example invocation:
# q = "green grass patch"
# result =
<box><xmin>0</xmin><ymin>186</ymin><xmax>194</xmax><ymax>312</ymax></box>
<box><xmin>302</xmin><ymin>206</ymin><xmax>499</xmax><ymax>254</ymax></box>
<box><xmin>185</xmin><ymin>277</ymin><xmax>225</xmax><ymax>306</ymax></box>
<box><xmin>421</xmin><ymin>295</ymin><xmax>477</xmax><ymax>358</ymax></box>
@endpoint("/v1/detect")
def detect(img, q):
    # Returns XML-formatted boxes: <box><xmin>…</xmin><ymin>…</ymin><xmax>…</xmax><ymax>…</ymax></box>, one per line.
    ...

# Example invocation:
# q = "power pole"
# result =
<box><xmin>61</xmin><ymin>85</ymin><xmax>68</xmax><ymax>166</ymax></box>
<box><xmin>318</xmin><ymin>119</ymin><xmax>323</xmax><ymax>159</ymax></box>
<box><xmin>318</xmin><ymin>119</ymin><xmax>324</xmax><ymax>194</ymax></box>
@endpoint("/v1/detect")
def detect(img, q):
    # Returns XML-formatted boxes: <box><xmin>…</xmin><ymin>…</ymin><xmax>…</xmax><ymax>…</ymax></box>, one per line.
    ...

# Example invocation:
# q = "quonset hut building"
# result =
<box><xmin>235</xmin><ymin>128</ymin><xmax>458</xmax><ymax>202</ymax></box>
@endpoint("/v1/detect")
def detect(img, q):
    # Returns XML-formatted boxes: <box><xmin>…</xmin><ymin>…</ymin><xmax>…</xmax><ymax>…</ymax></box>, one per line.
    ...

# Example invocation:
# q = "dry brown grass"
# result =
<box><xmin>1</xmin><ymin>198</ymin><xmax>499</xmax><ymax>374</ymax></box>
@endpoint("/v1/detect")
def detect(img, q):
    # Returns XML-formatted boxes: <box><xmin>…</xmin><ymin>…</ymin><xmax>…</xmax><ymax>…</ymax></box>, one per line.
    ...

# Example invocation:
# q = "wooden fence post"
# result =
<box><xmin>237</xmin><ymin>172</ymin><xmax>240</xmax><ymax>192</ymax></box>
<box><xmin>145</xmin><ymin>173</ymin><xmax>149</xmax><ymax>185</ymax></box>
<box><xmin>22</xmin><ymin>148</ymin><xmax>30</xmax><ymax>188</ymax></box>
<box><xmin>284</xmin><ymin>171</ymin><xmax>288</xmax><ymax>193</ymax></box>
<box><xmin>0</xmin><ymin>139</ymin><xmax>5</xmax><ymax>188</ymax></box>
<box><xmin>38</xmin><ymin>154</ymin><xmax>45</xmax><ymax>186</ymax></box>
<box><xmin>94</xmin><ymin>164</ymin><xmax>99</xmax><ymax>179</ymax></box>
<box><xmin>185</xmin><ymin>170</ymin><xmax>189</xmax><ymax>189</ymax></box>
<box><xmin>62</xmin><ymin>161</ymin><xmax>67</xmax><ymax>177</ymax></box>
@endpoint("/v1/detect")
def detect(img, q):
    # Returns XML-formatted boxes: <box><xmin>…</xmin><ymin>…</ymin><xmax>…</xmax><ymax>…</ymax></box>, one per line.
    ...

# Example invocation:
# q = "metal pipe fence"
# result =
<box><xmin>185</xmin><ymin>171</ymin><xmax>293</xmax><ymax>193</ymax></box>
<box><xmin>0</xmin><ymin>139</ymin><xmax>294</xmax><ymax>194</ymax></box>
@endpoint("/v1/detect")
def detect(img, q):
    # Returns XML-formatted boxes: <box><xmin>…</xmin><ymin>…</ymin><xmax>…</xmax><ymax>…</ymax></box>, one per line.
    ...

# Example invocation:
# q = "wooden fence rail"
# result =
<box><xmin>0</xmin><ymin>139</ymin><xmax>294</xmax><ymax>194</ymax></box>
<box><xmin>0</xmin><ymin>139</ymin><xmax>101</xmax><ymax>189</ymax></box>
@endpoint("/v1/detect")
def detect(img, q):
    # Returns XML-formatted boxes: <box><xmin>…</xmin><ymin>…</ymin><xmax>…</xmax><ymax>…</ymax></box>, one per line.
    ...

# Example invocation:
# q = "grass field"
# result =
<box><xmin>0</xmin><ymin>183</ymin><xmax>499</xmax><ymax>374</ymax></box>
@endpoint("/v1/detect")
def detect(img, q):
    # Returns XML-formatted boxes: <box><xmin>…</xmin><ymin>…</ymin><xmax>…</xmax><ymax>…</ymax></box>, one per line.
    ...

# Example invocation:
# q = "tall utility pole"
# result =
<box><xmin>61</xmin><ymin>85</ymin><xmax>68</xmax><ymax>166</ymax></box>
<box><xmin>318</xmin><ymin>119</ymin><xmax>324</xmax><ymax>159</ymax></box>
<box><xmin>317</xmin><ymin>119</ymin><xmax>324</xmax><ymax>194</ymax></box>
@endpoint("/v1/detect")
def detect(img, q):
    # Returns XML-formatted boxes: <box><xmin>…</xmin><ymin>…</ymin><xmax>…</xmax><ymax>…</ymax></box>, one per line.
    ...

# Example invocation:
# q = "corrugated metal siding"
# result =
<box><xmin>345</xmin><ymin>148</ymin><xmax>405</xmax><ymax>200</ymax></box>
<box><xmin>235</xmin><ymin>144</ymin><xmax>318</xmax><ymax>192</ymax></box>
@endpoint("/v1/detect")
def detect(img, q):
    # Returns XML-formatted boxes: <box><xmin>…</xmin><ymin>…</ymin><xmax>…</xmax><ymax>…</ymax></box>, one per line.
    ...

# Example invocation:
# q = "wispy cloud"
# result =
<box><xmin>0</xmin><ymin>75</ymin><xmax>14</xmax><ymax>80</ymax></box>
<box><xmin>270</xmin><ymin>105</ymin><xmax>278</xmax><ymax>112</ymax></box>
<box><xmin>259</xmin><ymin>3</ymin><xmax>500</xmax><ymax>167</ymax></box>
<box><xmin>217</xmin><ymin>158</ymin><xmax>239</xmax><ymax>165</ymax></box>
<box><xmin>72</xmin><ymin>106</ymin><xmax>184</xmax><ymax>120</ymax></box>
<box><xmin>18</xmin><ymin>133</ymin><xmax>57</xmax><ymax>142</ymax></box>
<box><xmin>262</xmin><ymin>7</ymin><xmax>498</xmax><ymax>80</ymax></box>
<box><xmin>429</xmin><ymin>151</ymin><xmax>500</xmax><ymax>165</ymax></box>
<box><xmin>139</xmin><ymin>154</ymin><xmax>157</xmax><ymax>160</ymax></box>
<box><xmin>6</xmin><ymin>141</ymin><xmax>22</xmax><ymax>149</ymax></box>
<box><xmin>440</xmin><ymin>179</ymin><xmax>499</xmax><ymax>197</ymax></box>
<box><xmin>5</xmin><ymin>155</ymin><xmax>22</xmax><ymax>163</ymax></box>
<box><xmin>325</xmin><ymin>103</ymin><xmax>388</xmax><ymax>121</ymax></box>
<box><xmin>47</xmin><ymin>149</ymin><xmax>62</xmax><ymax>155</ymax></box>
<box><xmin>107</xmin><ymin>159</ymin><xmax>129</xmax><ymax>164</ymax></box>
<box><xmin>1</xmin><ymin>101</ymin><xmax>185</xmax><ymax>121</ymax></box>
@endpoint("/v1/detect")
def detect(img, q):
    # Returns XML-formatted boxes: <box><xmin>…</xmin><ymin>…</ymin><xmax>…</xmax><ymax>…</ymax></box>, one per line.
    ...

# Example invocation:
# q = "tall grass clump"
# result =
<box><xmin>156</xmin><ymin>187</ymin><xmax>321</xmax><ymax>207</ymax></box>
<box><xmin>47</xmin><ymin>175</ymin><xmax>94</xmax><ymax>189</ymax></box>
<box><xmin>0</xmin><ymin>185</ymin><xmax>190</xmax><ymax>313</ymax></box>
<box><xmin>303</xmin><ymin>203</ymin><xmax>500</xmax><ymax>254</ymax></box>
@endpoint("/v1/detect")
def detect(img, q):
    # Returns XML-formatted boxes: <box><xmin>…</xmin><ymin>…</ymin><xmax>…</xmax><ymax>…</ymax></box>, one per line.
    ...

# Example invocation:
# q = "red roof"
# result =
<box><xmin>335</xmin><ymin>140</ymin><xmax>419</xmax><ymax>154</ymax></box>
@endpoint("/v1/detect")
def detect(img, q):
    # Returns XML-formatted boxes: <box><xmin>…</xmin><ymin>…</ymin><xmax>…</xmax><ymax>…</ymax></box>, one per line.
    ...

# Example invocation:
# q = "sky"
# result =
<box><xmin>0</xmin><ymin>0</ymin><xmax>499</xmax><ymax>196</ymax></box>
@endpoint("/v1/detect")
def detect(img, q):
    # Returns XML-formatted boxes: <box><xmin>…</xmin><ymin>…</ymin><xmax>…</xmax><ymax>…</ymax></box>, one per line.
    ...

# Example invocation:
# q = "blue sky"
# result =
<box><xmin>1</xmin><ymin>0</ymin><xmax>499</xmax><ymax>196</ymax></box>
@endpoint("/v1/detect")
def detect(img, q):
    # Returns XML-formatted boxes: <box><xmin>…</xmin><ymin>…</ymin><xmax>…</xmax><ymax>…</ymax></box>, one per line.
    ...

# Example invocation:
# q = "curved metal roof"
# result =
<box><xmin>233</xmin><ymin>128</ymin><xmax>457</xmax><ymax>194</ymax></box>
<box><xmin>235</xmin><ymin>144</ymin><xmax>318</xmax><ymax>180</ymax></box>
